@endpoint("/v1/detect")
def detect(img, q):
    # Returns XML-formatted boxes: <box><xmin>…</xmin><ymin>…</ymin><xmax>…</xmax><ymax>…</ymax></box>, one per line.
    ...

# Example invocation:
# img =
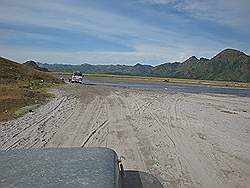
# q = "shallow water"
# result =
<box><xmin>84</xmin><ymin>80</ymin><xmax>250</xmax><ymax>97</ymax></box>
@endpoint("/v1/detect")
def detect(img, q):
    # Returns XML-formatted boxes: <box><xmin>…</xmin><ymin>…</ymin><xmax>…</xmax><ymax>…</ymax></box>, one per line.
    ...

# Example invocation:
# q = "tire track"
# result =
<box><xmin>130</xmin><ymin>93</ymin><xmax>195</xmax><ymax>187</ymax></box>
<box><xmin>2</xmin><ymin>96</ymin><xmax>68</xmax><ymax>146</ymax></box>
<box><xmin>3</xmin><ymin>96</ymin><xmax>78</xmax><ymax>150</ymax></box>
<box><xmin>81</xmin><ymin>120</ymin><xmax>109</xmax><ymax>147</ymax></box>
<box><xmin>70</xmin><ymin>97</ymin><xmax>104</xmax><ymax>145</ymax></box>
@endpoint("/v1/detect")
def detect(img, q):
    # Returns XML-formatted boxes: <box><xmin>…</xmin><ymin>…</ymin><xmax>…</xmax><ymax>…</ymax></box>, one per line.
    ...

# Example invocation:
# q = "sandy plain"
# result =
<box><xmin>1</xmin><ymin>84</ymin><xmax>250</xmax><ymax>188</ymax></box>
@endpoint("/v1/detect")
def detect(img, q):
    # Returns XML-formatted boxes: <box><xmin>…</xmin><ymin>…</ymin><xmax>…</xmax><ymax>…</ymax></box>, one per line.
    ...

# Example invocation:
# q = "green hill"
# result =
<box><xmin>0</xmin><ymin>57</ymin><xmax>57</xmax><ymax>84</ymax></box>
<box><xmin>0</xmin><ymin>57</ymin><xmax>61</xmax><ymax>121</ymax></box>
<box><xmin>153</xmin><ymin>49</ymin><xmax>250</xmax><ymax>82</ymax></box>
<box><xmin>23</xmin><ymin>60</ymin><xmax>49</xmax><ymax>72</ymax></box>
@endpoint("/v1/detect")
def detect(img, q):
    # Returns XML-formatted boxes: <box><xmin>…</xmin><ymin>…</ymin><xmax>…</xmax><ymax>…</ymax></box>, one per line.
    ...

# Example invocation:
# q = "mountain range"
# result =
<box><xmin>36</xmin><ymin>48</ymin><xmax>249</xmax><ymax>82</ymax></box>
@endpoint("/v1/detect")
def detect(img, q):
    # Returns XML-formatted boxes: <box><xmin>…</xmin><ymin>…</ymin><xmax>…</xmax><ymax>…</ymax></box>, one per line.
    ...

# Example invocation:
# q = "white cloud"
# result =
<box><xmin>0</xmin><ymin>0</ymin><xmax>249</xmax><ymax>65</ymax></box>
<box><xmin>0</xmin><ymin>43</ymin><xmax>220</xmax><ymax>65</ymax></box>
<box><xmin>140</xmin><ymin>0</ymin><xmax>250</xmax><ymax>32</ymax></box>
<box><xmin>177</xmin><ymin>0</ymin><xmax>250</xmax><ymax>30</ymax></box>
<box><xmin>138</xmin><ymin>0</ymin><xmax>178</xmax><ymax>5</ymax></box>
<box><xmin>0</xmin><ymin>0</ymin><xmax>177</xmax><ymax>42</ymax></box>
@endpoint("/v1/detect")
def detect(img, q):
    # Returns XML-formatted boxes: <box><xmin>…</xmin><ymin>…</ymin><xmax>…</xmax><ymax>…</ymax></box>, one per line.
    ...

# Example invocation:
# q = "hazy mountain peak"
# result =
<box><xmin>183</xmin><ymin>56</ymin><xmax>199</xmax><ymax>64</ymax></box>
<box><xmin>221</xmin><ymin>48</ymin><xmax>246</xmax><ymax>54</ymax></box>
<box><xmin>24</xmin><ymin>60</ymin><xmax>37</xmax><ymax>66</ymax></box>
<box><xmin>134</xmin><ymin>63</ymin><xmax>143</xmax><ymax>66</ymax></box>
<box><xmin>212</xmin><ymin>48</ymin><xmax>248</xmax><ymax>61</ymax></box>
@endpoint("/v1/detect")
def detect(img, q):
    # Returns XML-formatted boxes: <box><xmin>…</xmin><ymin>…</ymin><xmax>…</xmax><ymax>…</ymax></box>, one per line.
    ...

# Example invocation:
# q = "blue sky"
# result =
<box><xmin>0</xmin><ymin>0</ymin><xmax>250</xmax><ymax>65</ymax></box>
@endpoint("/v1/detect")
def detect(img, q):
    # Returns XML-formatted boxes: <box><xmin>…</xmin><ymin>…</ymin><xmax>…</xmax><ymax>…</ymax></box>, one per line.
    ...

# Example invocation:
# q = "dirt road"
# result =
<box><xmin>1</xmin><ymin>84</ymin><xmax>250</xmax><ymax>188</ymax></box>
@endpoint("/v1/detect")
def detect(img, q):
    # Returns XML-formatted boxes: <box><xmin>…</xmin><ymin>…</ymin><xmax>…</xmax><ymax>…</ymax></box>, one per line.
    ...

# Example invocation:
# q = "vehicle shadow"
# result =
<box><xmin>122</xmin><ymin>170</ymin><xmax>164</xmax><ymax>188</ymax></box>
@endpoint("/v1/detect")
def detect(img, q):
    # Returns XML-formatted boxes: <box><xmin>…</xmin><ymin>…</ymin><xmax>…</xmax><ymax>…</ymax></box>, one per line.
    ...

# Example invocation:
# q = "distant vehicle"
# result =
<box><xmin>71</xmin><ymin>71</ymin><xmax>83</xmax><ymax>83</ymax></box>
<box><xmin>0</xmin><ymin>147</ymin><xmax>163</xmax><ymax>188</ymax></box>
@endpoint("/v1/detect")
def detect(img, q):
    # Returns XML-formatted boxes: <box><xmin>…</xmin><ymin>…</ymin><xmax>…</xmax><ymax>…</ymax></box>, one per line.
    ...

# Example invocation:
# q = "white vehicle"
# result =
<box><xmin>71</xmin><ymin>71</ymin><xmax>83</xmax><ymax>83</ymax></box>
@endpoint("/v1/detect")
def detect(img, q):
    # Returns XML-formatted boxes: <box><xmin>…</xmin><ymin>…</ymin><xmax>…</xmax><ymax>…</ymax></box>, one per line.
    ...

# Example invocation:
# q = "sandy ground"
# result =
<box><xmin>1</xmin><ymin>84</ymin><xmax>250</xmax><ymax>188</ymax></box>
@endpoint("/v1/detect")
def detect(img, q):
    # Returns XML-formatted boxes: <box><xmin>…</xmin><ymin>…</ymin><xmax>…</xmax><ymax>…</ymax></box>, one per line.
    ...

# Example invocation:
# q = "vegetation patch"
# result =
<box><xmin>0</xmin><ymin>57</ymin><xmax>63</xmax><ymax>121</ymax></box>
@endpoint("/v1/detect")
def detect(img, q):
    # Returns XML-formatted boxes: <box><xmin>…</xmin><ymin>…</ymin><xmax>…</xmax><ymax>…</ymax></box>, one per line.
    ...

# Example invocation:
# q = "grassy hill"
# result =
<box><xmin>0</xmin><ymin>57</ymin><xmax>61</xmax><ymax>121</ymax></box>
<box><xmin>39</xmin><ymin>49</ymin><xmax>250</xmax><ymax>82</ymax></box>
<box><xmin>23</xmin><ymin>60</ymin><xmax>49</xmax><ymax>72</ymax></box>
